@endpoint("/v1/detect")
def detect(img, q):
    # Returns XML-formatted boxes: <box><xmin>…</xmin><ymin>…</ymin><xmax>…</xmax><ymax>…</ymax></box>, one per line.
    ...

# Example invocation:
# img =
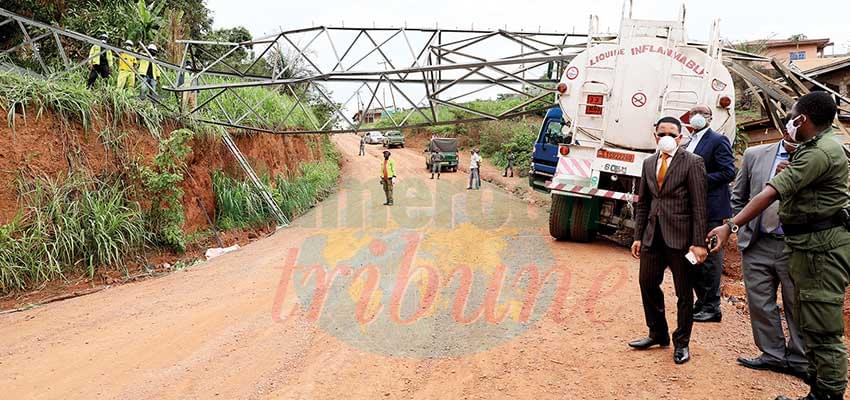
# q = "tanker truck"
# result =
<box><xmin>547</xmin><ymin>6</ymin><xmax>736</xmax><ymax>241</ymax></box>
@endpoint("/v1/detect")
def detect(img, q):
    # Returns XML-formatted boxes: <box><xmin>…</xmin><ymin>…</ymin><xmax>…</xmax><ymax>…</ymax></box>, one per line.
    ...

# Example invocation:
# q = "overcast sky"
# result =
<box><xmin>207</xmin><ymin>0</ymin><xmax>850</xmax><ymax>53</ymax></box>
<box><xmin>204</xmin><ymin>0</ymin><xmax>850</xmax><ymax>118</ymax></box>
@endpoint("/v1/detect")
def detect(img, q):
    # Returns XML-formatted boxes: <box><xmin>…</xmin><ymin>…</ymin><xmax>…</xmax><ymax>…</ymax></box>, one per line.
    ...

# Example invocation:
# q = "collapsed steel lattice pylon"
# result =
<box><xmin>2</xmin><ymin>6</ymin><xmax>848</xmax><ymax>138</ymax></box>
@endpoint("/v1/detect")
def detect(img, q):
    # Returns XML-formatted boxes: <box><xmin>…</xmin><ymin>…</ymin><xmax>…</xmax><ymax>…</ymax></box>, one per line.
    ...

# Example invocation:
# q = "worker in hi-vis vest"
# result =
<box><xmin>138</xmin><ymin>44</ymin><xmax>162</xmax><ymax>100</ymax></box>
<box><xmin>86</xmin><ymin>33</ymin><xmax>114</xmax><ymax>88</ymax></box>
<box><xmin>380</xmin><ymin>150</ymin><xmax>396</xmax><ymax>206</ymax></box>
<box><xmin>116</xmin><ymin>40</ymin><xmax>138</xmax><ymax>91</ymax></box>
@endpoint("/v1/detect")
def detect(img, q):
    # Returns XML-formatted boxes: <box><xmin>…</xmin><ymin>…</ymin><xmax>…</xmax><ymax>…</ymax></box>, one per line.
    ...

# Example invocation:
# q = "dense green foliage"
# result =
<box><xmin>0</xmin><ymin>174</ymin><xmax>148</xmax><ymax>292</ymax></box>
<box><xmin>213</xmin><ymin>137</ymin><xmax>341</xmax><ymax>229</ymax></box>
<box><xmin>477</xmin><ymin>119</ymin><xmax>538</xmax><ymax>177</ymax></box>
<box><xmin>0</xmin><ymin>71</ymin><xmax>165</xmax><ymax>134</ymax></box>
<box><xmin>367</xmin><ymin>96</ymin><xmax>552</xmax><ymax>135</ymax></box>
<box><xmin>195</xmin><ymin>76</ymin><xmax>322</xmax><ymax>132</ymax></box>
<box><xmin>136</xmin><ymin>128</ymin><xmax>194</xmax><ymax>252</ymax></box>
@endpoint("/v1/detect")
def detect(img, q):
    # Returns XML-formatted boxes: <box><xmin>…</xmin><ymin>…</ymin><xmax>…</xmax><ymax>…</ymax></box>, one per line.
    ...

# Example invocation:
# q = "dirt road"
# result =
<box><xmin>0</xmin><ymin>134</ymin><xmax>806</xmax><ymax>399</ymax></box>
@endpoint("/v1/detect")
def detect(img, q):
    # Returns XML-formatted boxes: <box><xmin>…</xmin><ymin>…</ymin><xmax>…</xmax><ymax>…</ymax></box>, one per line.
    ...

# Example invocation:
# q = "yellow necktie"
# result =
<box><xmin>657</xmin><ymin>153</ymin><xmax>669</xmax><ymax>190</ymax></box>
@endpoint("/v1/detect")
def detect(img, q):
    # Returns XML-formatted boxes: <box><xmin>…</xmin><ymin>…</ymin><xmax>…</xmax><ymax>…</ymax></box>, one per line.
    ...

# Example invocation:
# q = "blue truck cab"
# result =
<box><xmin>528</xmin><ymin>107</ymin><xmax>569</xmax><ymax>193</ymax></box>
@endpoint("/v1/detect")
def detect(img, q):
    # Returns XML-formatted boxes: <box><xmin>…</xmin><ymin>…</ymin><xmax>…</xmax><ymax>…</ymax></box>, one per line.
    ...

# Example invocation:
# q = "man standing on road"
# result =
<box><xmin>380</xmin><ymin>150</ymin><xmax>396</xmax><ymax>206</ymax></box>
<box><xmin>430</xmin><ymin>150</ymin><xmax>443</xmax><ymax>179</ymax></box>
<box><xmin>468</xmin><ymin>148</ymin><xmax>482</xmax><ymax>190</ymax></box>
<box><xmin>629</xmin><ymin>117</ymin><xmax>708</xmax><ymax>365</ymax></box>
<box><xmin>684</xmin><ymin>105</ymin><xmax>736</xmax><ymax>323</ymax></box>
<box><xmin>708</xmin><ymin>92</ymin><xmax>850</xmax><ymax>400</ymax></box>
<box><xmin>503</xmin><ymin>150</ymin><xmax>516</xmax><ymax>177</ymax></box>
<box><xmin>359</xmin><ymin>134</ymin><xmax>366</xmax><ymax>156</ymax></box>
<box><xmin>733</xmin><ymin>127</ymin><xmax>807</xmax><ymax>378</ymax></box>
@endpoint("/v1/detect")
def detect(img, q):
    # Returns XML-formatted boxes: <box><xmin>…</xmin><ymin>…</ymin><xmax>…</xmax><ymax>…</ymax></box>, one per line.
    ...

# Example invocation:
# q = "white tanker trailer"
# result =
<box><xmin>547</xmin><ymin>6</ymin><xmax>736</xmax><ymax>241</ymax></box>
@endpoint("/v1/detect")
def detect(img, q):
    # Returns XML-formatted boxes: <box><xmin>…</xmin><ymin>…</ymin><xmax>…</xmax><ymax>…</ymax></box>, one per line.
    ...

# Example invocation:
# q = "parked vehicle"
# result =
<box><xmin>425</xmin><ymin>138</ymin><xmax>459</xmax><ymax>172</ymax></box>
<box><xmin>547</xmin><ymin>8</ymin><xmax>736</xmax><ymax>242</ymax></box>
<box><xmin>528</xmin><ymin>107</ymin><xmax>568</xmax><ymax>193</ymax></box>
<box><xmin>364</xmin><ymin>131</ymin><xmax>385</xmax><ymax>144</ymax></box>
<box><xmin>383</xmin><ymin>130</ymin><xmax>405</xmax><ymax>148</ymax></box>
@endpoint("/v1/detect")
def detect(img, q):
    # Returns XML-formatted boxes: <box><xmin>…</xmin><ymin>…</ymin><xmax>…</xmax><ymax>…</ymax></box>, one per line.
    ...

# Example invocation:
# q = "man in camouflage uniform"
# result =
<box><xmin>709</xmin><ymin>92</ymin><xmax>850</xmax><ymax>400</ymax></box>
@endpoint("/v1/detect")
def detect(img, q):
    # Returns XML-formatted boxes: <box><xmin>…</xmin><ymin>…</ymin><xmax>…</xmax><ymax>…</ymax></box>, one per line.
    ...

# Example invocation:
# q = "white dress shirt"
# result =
<box><xmin>685</xmin><ymin>127</ymin><xmax>709</xmax><ymax>153</ymax></box>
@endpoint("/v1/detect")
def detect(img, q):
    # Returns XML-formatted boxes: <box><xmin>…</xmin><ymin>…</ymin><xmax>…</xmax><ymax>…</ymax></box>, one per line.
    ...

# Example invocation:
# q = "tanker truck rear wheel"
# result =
<box><xmin>549</xmin><ymin>194</ymin><xmax>574</xmax><ymax>241</ymax></box>
<box><xmin>569</xmin><ymin>198</ymin><xmax>600</xmax><ymax>242</ymax></box>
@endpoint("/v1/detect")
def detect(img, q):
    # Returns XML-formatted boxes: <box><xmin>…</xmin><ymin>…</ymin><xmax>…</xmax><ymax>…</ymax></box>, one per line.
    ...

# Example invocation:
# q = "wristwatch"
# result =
<box><xmin>726</xmin><ymin>220</ymin><xmax>739</xmax><ymax>234</ymax></box>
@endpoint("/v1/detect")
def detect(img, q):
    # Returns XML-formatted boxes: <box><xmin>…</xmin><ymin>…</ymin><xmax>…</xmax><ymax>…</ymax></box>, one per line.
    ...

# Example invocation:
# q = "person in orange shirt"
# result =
<box><xmin>379</xmin><ymin>150</ymin><xmax>396</xmax><ymax>205</ymax></box>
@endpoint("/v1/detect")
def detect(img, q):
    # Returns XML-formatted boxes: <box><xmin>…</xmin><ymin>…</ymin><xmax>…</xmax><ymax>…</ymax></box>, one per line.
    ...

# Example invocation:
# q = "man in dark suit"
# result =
<box><xmin>629</xmin><ymin>116</ymin><xmax>709</xmax><ymax>365</ymax></box>
<box><xmin>684</xmin><ymin>105</ymin><xmax>736</xmax><ymax>323</ymax></box>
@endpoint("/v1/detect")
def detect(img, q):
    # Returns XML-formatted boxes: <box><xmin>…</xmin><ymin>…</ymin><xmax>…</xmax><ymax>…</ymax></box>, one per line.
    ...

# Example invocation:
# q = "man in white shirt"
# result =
<box><xmin>468</xmin><ymin>149</ymin><xmax>482</xmax><ymax>190</ymax></box>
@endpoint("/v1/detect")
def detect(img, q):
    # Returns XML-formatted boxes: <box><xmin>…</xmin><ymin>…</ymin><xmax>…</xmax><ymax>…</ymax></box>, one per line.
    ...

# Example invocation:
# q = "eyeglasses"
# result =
<box><xmin>655</xmin><ymin>132</ymin><xmax>680</xmax><ymax>138</ymax></box>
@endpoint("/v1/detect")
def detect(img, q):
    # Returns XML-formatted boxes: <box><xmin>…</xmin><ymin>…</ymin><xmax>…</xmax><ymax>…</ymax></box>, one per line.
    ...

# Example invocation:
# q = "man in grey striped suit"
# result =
<box><xmin>733</xmin><ymin>129</ymin><xmax>807</xmax><ymax>378</ymax></box>
<box><xmin>629</xmin><ymin>116</ymin><xmax>709</xmax><ymax>365</ymax></box>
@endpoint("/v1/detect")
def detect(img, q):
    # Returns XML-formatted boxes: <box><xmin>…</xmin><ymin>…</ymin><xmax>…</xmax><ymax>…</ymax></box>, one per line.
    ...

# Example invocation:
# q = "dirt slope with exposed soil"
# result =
<box><xmin>0</xmin><ymin>134</ymin><xmax>810</xmax><ymax>399</ymax></box>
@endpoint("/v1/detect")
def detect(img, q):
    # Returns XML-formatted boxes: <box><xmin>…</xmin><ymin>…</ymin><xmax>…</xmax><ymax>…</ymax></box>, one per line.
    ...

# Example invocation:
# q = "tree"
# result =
<box><xmin>193</xmin><ymin>27</ymin><xmax>253</xmax><ymax>72</ymax></box>
<box><xmin>125</xmin><ymin>0</ymin><xmax>166</xmax><ymax>45</ymax></box>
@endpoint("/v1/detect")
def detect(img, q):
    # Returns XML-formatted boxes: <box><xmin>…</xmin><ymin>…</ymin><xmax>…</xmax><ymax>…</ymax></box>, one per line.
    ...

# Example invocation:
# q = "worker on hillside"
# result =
<box><xmin>176</xmin><ymin>60</ymin><xmax>198</xmax><ymax>112</ymax></box>
<box><xmin>86</xmin><ymin>33</ymin><xmax>114</xmax><ymax>88</ymax></box>
<box><xmin>359</xmin><ymin>134</ymin><xmax>366</xmax><ymax>156</ymax></box>
<box><xmin>467</xmin><ymin>148</ymin><xmax>482</xmax><ymax>190</ymax></box>
<box><xmin>380</xmin><ymin>150</ymin><xmax>396</xmax><ymax>206</ymax></box>
<box><xmin>116</xmin><ymin>40</ymin><xmax>138</xmax><ymax>91</ymax></box>
<box><xmin>708</xmin><ymin>92</ymin><xmax>850</xmax><ymax>400</ymax></box>
<box><xmin>138</xmin><ymin>44</ymin><xmax>162</xmax><ymax>101</ymax></box>
<box><xmin>430</xmin><ymin>149</ymin><xmax>443</xmax><ymax>179</ymax></box>
<box><xmin>503</xmin><ymin>150</ymin><xmax>516</xmax><ymax>177</ymax></box>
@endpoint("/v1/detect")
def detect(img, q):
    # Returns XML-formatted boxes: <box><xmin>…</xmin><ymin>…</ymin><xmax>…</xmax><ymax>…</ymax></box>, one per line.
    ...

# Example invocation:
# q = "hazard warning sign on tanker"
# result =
<box><xmin>566</xmin><ymin>66</ymin><xmax>579</xmax><ymax>80</ymax></box>
<box><xmin>631</xmin><ymin>92</ymin><xmax>647</xmax><ymax>108</ymax></box>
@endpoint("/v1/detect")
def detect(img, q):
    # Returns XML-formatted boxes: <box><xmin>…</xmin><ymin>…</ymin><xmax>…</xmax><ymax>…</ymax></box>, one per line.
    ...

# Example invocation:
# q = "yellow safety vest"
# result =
<box><xmin>88</xmin><ymin>45</ymin><xmax>114</xmax><ymax>68</ymax></box>
<box><xmin>380</xmin><ymin>159</ymin><xmax>396</xmax><ymax>178</ymax></box>
<box><xmin>137</xmin><ymin>58</ymin><xmax>161</xmax><ymax>79</ymax></box>
<box><xmin>117</xmin><ymin>52</ymin><xmax>137</xmax><ymax>72</ymax></box>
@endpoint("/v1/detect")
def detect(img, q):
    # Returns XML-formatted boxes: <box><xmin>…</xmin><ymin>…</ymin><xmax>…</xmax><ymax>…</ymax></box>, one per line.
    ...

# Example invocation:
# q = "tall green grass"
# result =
<box><xmin>213</xmin><ymin>137</ymin><xmax>341</xmax><ymax>228</ymax></box>
<box><xmin>0</xmin><ymin>70</ymin><xmax>165</xmax><ymax>135</ymax></box>
<box><xmin>0</xmin><ymin>173</ymin><xmax>148</xmax><ymax>293</ymax></box>
<box><xmin>195</xmin><ymin>76</ymin><xmax>320</xmax><ymax>133</ymax></box>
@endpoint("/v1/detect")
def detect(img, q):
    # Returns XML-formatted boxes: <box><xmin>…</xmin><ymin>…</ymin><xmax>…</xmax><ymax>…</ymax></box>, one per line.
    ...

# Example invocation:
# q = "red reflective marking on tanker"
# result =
<box><xmin>558</xmin><ymin>158</ymin><xmax>576</xmax><ymax>176</ymax></box>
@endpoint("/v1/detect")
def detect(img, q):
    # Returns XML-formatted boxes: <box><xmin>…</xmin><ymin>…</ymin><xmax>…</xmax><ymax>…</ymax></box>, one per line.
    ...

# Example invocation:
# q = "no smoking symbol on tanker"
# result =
<box><xmin>631</xmin><ymin>92</ymin><xmax>647</xmax><ymax>108</ymax></box>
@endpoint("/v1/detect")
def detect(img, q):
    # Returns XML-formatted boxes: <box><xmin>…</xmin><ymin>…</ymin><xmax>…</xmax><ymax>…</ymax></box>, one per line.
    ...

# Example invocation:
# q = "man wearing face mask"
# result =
<box><xmin>629</xmin><ymin>117</ymin><xmax>708</xmax><ymax>365</ymax></box>
<box><xmin>732</xmin><ymin>126</ymin><xmax>807</xmax><ymax>379</ymax></box>
<box><xmin>708</xmin><ymin>92</ymin><xmax>850</xmax><ymax>400</ymax></box>
<box><xmin>684</xmin><ymin>105</ymin><xmax>736</xmax><ymax>323</ymax></box>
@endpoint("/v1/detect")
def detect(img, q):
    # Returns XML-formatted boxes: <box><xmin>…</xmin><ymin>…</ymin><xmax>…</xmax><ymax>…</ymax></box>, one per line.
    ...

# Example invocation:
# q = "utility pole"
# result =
<box><xmin>377</xmin><ymin>60</ymin><xmax>397</xmax><ymax>112</ymax></box>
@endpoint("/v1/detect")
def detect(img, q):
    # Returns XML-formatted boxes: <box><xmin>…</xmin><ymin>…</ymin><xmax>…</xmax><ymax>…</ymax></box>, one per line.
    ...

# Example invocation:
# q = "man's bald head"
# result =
<box><xmin>689</xmin><ymin>105</ymin><xmax>712</xmax><ymax>117</ymax></box>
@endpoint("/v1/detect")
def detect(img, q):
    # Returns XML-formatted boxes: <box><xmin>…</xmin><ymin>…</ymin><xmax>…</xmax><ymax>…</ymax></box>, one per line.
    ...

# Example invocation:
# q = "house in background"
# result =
<box><xmin>758</xmin><ymin>38</ymin><xmax>833</xmax><ymax>64</ymax></box>
<box><xmin>353</xmin><ymin>108</ymin><xmax>384</xmax><ymax>124</ymax></box>
<box><xmin>792</xmin><ymin>56</ymin><xmax>850</xmax><ymax>103</ymax></box>
<box><xmin>737</xmin><ymin>36</ymin><xmax>849</xmax><ymax>147</ymax></box>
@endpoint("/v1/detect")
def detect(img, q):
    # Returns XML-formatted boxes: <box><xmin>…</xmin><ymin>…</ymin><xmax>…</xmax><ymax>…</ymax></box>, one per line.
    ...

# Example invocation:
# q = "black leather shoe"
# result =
<box><xmin>737</xmin><ymin>355</ymin><xmax>784</xmax><ymax>371</ymax></box>
<box><xmin>693</xmin><ymin>311</ymin><xmax>722</xmax><ymax>323</ymax></box>
<box><xmin>674</xmin><ymin>347</ymin><xmax>690</xmax><ymax>364</ymax></box>
<box><xmin>628</xmin><ymin>337</ymin><xmax>670</xmax><ymax>349</ymax></box>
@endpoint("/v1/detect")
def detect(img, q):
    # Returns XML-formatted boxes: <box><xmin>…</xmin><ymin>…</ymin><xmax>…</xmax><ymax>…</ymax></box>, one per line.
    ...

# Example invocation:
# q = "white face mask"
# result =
<box><xmin>658</xmin><ymin>135</ymin><xmax>678</xmax><ymax>154</ymax></box>
<box><xmin>690</xmin><ymin>114</ymin><xmax>708</xmax><ymax>130</ymax></box>
<box><xmin>785</xmin><ymin>115</ymin><xmax>802</xmax><ymax>142</ymax></box>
